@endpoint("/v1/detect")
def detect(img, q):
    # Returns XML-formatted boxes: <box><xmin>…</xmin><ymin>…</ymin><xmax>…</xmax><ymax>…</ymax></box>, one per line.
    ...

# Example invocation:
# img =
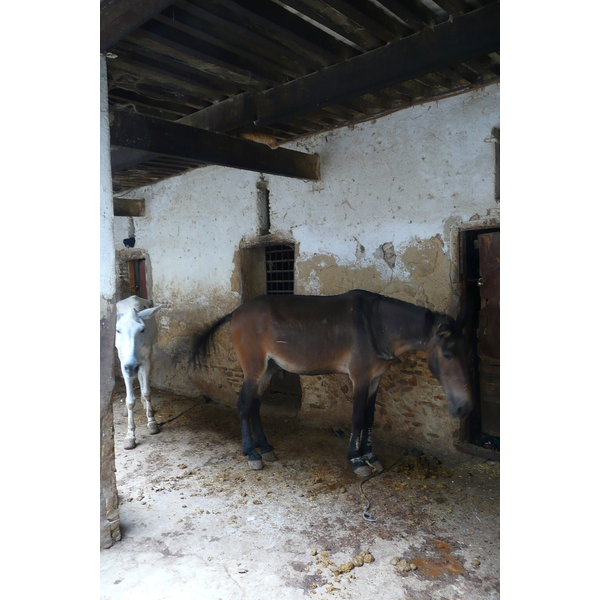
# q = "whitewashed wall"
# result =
<box><xmin>271</xmin><ymin>85</ymin><xmax>499</xmax><ymax>288</ymax></box>
<box><xmin>114</xmin><ymin>84</ymin><xmax>499</xmax><ymax>456</ymax></box>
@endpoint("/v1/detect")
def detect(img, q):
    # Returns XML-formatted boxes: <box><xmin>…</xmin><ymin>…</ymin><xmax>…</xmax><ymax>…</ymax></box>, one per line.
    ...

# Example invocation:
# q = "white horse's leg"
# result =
<box><xmin>139</xmin><ymin>362</ymin><xmax>159</xmax><ymax>435</ymax></box>
<box><xmin>123</xmin><ymin>374</ymin><xmax>137</xmax><ymax>450</ymax></box>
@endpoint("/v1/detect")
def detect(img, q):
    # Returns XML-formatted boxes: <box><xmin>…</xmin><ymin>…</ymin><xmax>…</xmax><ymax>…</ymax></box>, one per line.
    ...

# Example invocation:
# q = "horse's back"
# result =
<box><xmin>235</xmin><ymin>289</ymin><xmax>374</xmax><ymax>317</ymax></box>
<box><xmin>229</xmin><ymin>291</ymin><xmax>379</xmax><ymax>376</ymax></box>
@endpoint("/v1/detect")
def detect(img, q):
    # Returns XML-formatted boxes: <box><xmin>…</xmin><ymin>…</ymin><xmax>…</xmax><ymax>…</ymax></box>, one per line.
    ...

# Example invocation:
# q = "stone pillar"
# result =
<box><xmin>100</xmin><ymin>55</ymin><xmax>121</xmax><ymax>548</ymax></box>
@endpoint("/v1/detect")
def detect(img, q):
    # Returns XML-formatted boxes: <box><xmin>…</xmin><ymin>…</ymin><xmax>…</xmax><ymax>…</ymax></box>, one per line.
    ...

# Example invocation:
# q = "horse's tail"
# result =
<box><xmin>189</xmin><ymin>312</ymin><xmax>234</xmax><ymax>371</ymax></box>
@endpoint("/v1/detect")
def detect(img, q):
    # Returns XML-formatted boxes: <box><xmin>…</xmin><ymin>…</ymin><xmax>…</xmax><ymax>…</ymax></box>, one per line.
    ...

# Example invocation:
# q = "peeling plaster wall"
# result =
<box><xmin>114</xmin><ymin>84</ymin><xmax>499</xmax><ymax>457</ymax></box>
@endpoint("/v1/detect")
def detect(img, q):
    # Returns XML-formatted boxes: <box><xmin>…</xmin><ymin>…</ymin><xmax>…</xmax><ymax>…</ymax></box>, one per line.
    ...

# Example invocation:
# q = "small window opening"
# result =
<box><xmin>266</xmin><ymin>244</ymin><xmax>295</xmax><ymax>295</ymax></box>
<box><xmin>119</xmin><ymin>258</ymin><xmax>147</xmax><ymax>300</ymax></box>
<box><xmin>130</xmin><ymin>259</ymin><xmax>147</xmax><ymax>299</ymax></box>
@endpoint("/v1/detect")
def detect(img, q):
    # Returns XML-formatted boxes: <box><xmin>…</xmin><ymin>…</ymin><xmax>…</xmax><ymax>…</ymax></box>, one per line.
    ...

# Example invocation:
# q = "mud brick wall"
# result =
<box><xmin>295</xmin><ymin>351</ymin><xmax>459</xmax><ymax>458</ymax></box>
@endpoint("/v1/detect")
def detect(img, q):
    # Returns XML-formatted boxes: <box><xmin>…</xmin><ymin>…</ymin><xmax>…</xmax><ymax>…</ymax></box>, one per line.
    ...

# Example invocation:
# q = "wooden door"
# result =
<box><xmin>477</xmin><ymin>232</ymin><xmax>500</xmax><ymax>437</ymax></box>
<box><xmin>128</xmin><ymin>259</ymin><xmax>148</xmax><ymax>299</ymax></box>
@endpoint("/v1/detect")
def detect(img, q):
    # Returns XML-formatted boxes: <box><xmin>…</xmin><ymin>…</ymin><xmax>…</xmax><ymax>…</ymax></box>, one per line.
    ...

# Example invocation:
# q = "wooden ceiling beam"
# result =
<box><xmin>109</xmin><ymin>108</ymin><xmax>320</xmax><ymax>180</ymax></box>
<box><xmin>123</xmin><ymin>28</ymin><xmax>274</xmax><ymax>90</ymax></box>
<box><xmin>150</xmin><ymin>13</ymin><xmax>304</xmax><ymax>81</ymax></box>
<box><xmin>114</xmin><ymin>197</ymin><xmax>145</xmax><ymax>217</ymax></box>
<box><xmin>210</xmin><ymin>0</ymin><xmax>355</xmax><ymax>64</ymax></box>
<box><xmin>101</xmin><ymin>0</ymin><xmax>174</xmax><ymax>51</ymax></box>
<box><xmin>274</xmin><ymin>0</ymin><xmax>372</xmax><ymax>51</ymax></box>
<box><xmin>320</xmin><ymin>0</ymin><xmax>403</xmax><ymax>42</ymax></box>
<box><xmin>111</xmin><ymin>147</ymin><xmax>163</xmax><ymax>174</ymax></box>
<box><xmin>181</xmin><ymin>2</ymin><xmax>499</xmax><ymax>133</ymax></box>
<box><xmin>374</xmin><ymin>0</ymin><xmax>426</xmax><ymax>32</ymax></box>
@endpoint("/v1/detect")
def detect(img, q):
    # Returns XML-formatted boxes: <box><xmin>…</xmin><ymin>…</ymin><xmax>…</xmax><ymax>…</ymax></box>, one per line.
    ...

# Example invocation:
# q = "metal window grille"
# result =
<box><xmin>265</xmin><ymin>244</ymin><xmax>294</xmax><ymax>295</ymax></box>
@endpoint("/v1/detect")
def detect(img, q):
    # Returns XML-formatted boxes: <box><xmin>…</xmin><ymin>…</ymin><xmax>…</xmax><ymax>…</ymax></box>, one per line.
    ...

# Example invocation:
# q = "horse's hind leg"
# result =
<box><xmin>237</xmin><ymin>380</ymin><xmax>264</xmax><ymax>470</ymax></box>
<box><xmin>250</xmin><ymin>368</ymin><xmax>277</xmax><ymax>462</ymax></box>
<box><xmin>139</xmin><ymin>361</ymin><xmax>159</xmax><ymax>435</ymax></box>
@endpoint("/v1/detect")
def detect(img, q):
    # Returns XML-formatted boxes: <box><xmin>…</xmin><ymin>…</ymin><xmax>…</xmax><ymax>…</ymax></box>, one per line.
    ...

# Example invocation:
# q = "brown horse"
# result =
<box><xmin>191</xmin><ymin>290</ymin><xmax>472</xmax><ymax>477</ymax></box>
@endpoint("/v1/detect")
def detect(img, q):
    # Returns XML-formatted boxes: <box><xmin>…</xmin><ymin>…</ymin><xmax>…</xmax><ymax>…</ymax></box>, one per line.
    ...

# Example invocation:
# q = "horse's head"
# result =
<box><xmin>425</xmin><ymin>308</ymin><xmax>473</xmax><ymax>419</ymax></box>
<box><xmin>115</xmin><ymin>306</ymin><xmax>162</xmax><ymax>377</ymax></box>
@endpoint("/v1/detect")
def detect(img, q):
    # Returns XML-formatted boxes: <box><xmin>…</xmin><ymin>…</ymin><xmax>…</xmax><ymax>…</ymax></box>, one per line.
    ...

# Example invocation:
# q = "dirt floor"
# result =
<box><xmin>100</xmin><ymin>382</ymin><xmax>500</xmax><ymax>600</ymax></box>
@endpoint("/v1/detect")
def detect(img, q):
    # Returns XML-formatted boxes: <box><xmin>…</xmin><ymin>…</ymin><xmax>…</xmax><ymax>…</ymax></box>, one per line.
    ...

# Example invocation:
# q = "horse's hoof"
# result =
<box><xmin>363</xmin><ymin>454</ymin><xmax>384</xmax><ymax>473</ymax></box>
<box><xmin>352</xmin><ymin>465</ymin><xmax>372</xmax><ymax>478</ymax></box>
<box><xmin>370</xmin><ymin>460</ymin><xmax>384</xmax><ymax>473</ymax></box>
<box><xmin>351</xmin><ymin>459</ymin><xmax>372</xmax><ymax>477</ymax></box>
<box><xmin>248</xmin><ymin>459</ymin><xmax>264</xmax><ymax>471</ymax></box>
<box><xmin>124</xmin><ymin>438</ymin><xmax>136</xmax><ymax>450</ymax></box>
<box><xmin>351</xmin><ymin>457</ymin><xmax>373</xmax><ymax>477</ymax></box>
<box><xmin>261</xmin><ymin>450</ymin><xmax>278</xmax><ymax>462</ymax></box>
<box><xmin>148</xmin><ymin>422</ymin><xmax>160</xmax><ymax>435</ymax></box>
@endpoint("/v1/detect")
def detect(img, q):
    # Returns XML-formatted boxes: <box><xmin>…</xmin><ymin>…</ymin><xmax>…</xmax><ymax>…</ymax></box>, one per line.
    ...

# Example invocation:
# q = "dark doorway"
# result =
<box><xmin>458</xmin><ymin>227</ymin><xmax>500</xmax><ymax>458</ymax></box>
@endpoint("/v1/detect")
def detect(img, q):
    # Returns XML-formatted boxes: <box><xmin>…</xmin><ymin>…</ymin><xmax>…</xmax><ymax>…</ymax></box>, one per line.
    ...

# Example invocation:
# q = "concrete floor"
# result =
<box><xmin>100</xmin><ymin>383</ymin><xmax>500</xmax><ymax>600</ymax></box>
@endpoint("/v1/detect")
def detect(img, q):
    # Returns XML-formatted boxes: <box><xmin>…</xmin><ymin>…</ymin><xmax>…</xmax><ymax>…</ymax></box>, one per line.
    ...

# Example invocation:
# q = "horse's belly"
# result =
<box><xmin>267</xmin><ymin>343</ymin><xmax>350</xmax><ymax>376</ymax></box>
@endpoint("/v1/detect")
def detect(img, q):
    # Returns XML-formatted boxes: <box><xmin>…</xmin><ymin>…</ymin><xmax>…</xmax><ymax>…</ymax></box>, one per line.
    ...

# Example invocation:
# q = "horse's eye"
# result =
<box><xmin>116</xmin><ymin>329</ymin><xmax>121</xmax><ymax>334</ymax></box>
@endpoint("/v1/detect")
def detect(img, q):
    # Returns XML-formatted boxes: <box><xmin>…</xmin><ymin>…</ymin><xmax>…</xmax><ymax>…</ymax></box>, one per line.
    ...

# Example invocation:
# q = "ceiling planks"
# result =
<box><xmin>101</xmin><ymin>0</ymin><xmax>175</xmax><ymax>51</ymax></box>
<box><xmin>103</xmin><ymin>0</ymin><xmax>500</xmax><ymax>192</ymax></box>
<box><xmin>173</xmin><ymin>3</ymin><xmax>499</xmax><ymax>132</ymax></box>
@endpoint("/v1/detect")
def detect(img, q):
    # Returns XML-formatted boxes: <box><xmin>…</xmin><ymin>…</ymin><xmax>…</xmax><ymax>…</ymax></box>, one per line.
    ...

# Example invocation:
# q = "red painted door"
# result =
<box><xmin>138</xmin><ymin>259</ymin><xmax>148</xmax><ymax>299</ymax></box>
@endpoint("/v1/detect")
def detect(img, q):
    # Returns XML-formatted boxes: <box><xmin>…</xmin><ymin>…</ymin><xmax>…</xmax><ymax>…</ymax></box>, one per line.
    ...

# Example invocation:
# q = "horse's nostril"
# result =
<box><xmin>453</xmin><ymin>404</ymin><xmax>466</xmax><ymax>418</ymax></box>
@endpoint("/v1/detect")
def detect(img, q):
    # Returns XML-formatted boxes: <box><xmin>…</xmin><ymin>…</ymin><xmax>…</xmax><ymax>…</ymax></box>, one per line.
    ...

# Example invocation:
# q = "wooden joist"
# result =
<box><xmin>109</xmin><ymin>108</ymin><xmax>320</xmax><ymax>181</ymax></box>
<box><xmin>101</xmin><ymin>0</ymin><xmax>174</xmax><ymax>52</ymax></box>
<box><xmin>182</xmin><ymin>2</ymin><xmax>500</xmax><ymax>133</ymax></box>
<box><xmin>114</xmin><ymin>197</ymin><xmax>145</xmax><ymax>217</ymax></box>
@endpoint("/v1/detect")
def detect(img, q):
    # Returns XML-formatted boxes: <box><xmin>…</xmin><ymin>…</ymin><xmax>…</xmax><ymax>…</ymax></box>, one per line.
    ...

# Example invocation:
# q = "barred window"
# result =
<box><xmin>265</xmin><ymin>244</ymin><xmax>294</xmax><ymax>295</ymax></box>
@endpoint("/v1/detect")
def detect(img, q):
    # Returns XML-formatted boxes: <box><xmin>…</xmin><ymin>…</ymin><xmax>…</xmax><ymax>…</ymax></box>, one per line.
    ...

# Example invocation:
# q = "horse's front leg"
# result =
<box><xmin>347</xmin><ymin>381</ymin><xmax>372</xmax><ymax>477</ymax></box>
<box><xmin>360</xmin><ymin>376</ymin><xmax>383</xmax><ymax>473</ymax></box>
<box><xmin>138</xmin><ymin>361</ymin><xmax>160</xmax><ymax>435</ymax></box>
<box><xmin>123</xmin><ymin>373</ymin><xmax>137</xmax><ymax>450</ymax></box>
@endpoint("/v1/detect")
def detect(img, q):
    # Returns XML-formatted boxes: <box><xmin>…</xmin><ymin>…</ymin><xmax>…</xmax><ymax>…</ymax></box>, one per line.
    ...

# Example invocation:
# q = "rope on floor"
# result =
<box><xmin>157</xmin><ymin>395</ymin><xmax>210</xmax><ymax>427</ymax></box>
<box><xmin>359</xmin><ymin>456</ymin><xmax>403</xmax><ymax>523</ymax></box>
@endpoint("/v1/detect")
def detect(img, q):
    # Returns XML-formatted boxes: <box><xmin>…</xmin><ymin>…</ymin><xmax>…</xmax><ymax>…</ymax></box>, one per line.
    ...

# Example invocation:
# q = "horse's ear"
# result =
<box><xmin>424</xmin><ymin>309</ymin><xmax>435</xmax><ymax>337</ymax></box>
<box><xmin>139</xmin><ymin>305</ymin><xmax>162</xmax><ymax>320</ymax></box>
<box><xmin>456</xmin><ymin>303</ymin><xmax>471</xmax><ymax>331</ymax></box>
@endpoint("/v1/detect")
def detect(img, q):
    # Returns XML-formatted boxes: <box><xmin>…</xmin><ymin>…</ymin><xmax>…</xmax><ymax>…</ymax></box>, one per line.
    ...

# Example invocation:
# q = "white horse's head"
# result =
<box><xmin>115</xmin><ymin>306</ymin><xmax>162</xmax><ymax>377</ymax></box>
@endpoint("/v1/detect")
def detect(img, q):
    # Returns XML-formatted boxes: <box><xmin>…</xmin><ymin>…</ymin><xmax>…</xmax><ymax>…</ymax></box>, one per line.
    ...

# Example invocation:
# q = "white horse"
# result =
<box><xmin>115</xmin><ymin>296</ymin><xmax>163</xmax><ymax>449</ymax></box>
